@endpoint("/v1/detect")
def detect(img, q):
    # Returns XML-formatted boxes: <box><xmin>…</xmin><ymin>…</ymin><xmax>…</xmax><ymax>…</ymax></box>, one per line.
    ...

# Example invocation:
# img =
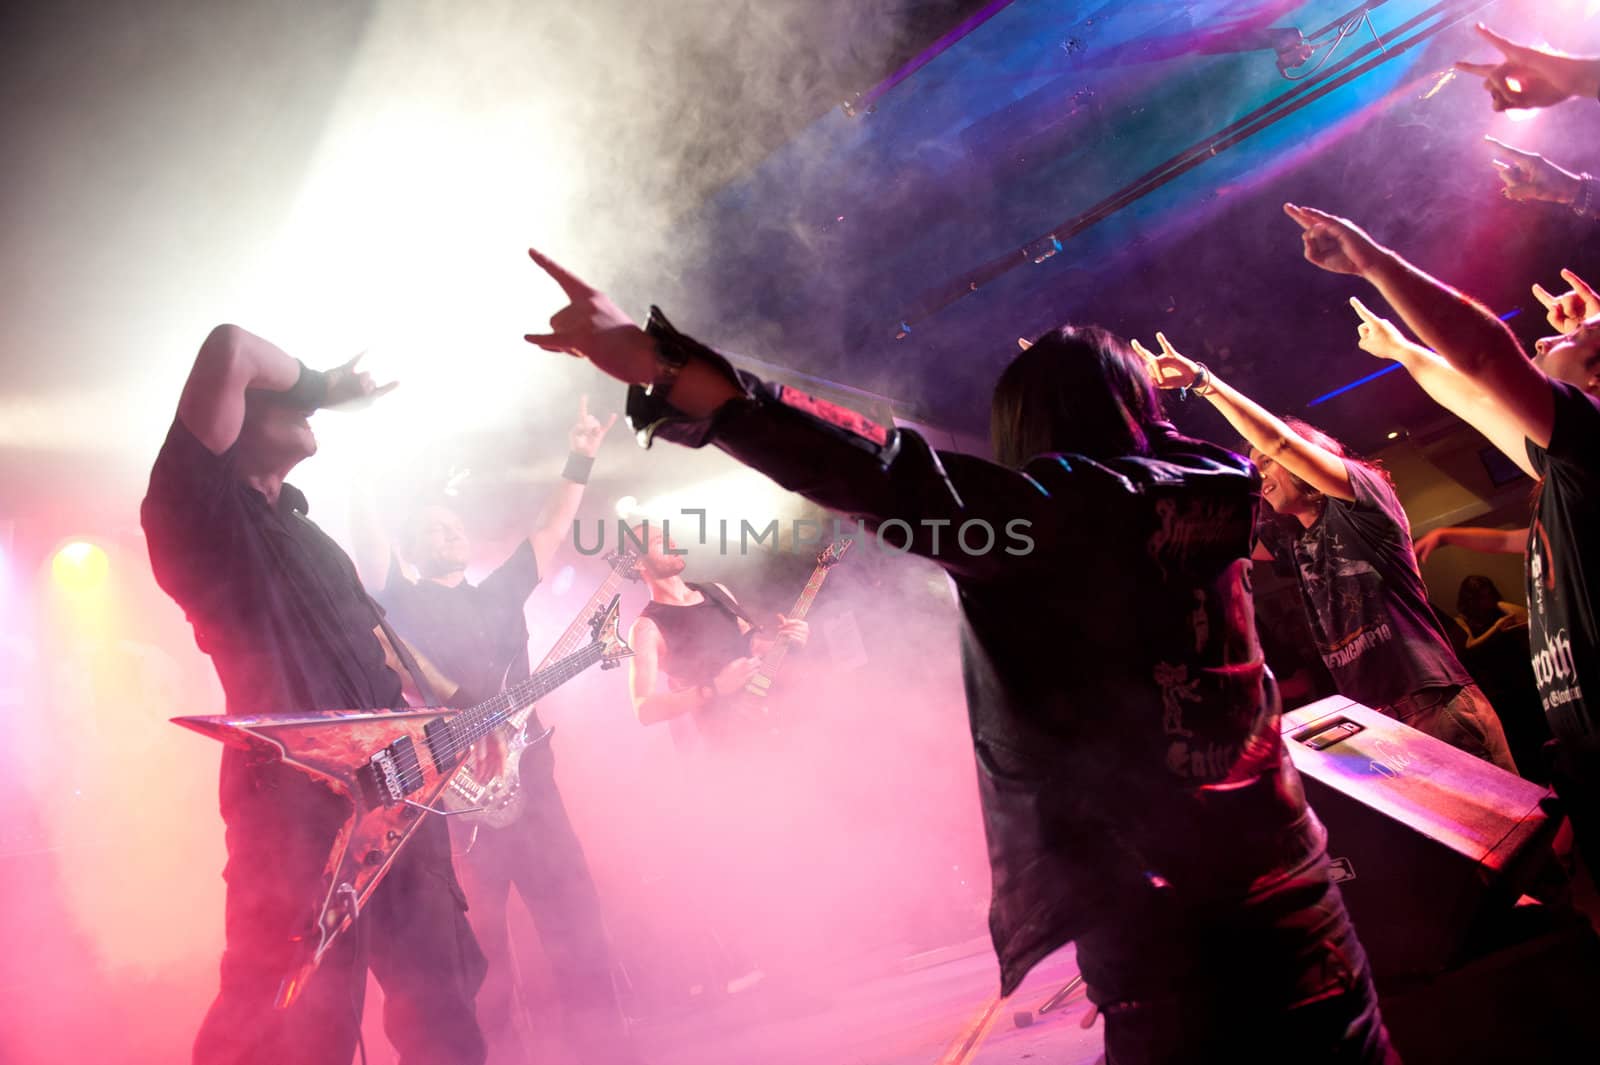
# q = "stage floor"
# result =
<box><xmin>628</xmin><ymin>939</ymin><xmax>1102</xmax><ymax>1065</ymax></box>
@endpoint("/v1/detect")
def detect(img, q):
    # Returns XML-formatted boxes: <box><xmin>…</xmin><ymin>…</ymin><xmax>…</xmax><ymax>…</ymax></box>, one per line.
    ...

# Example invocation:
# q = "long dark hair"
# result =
<box><xmin>990</xmin><ymin>325</ymin><xmax>1165</xmax><ymax>468</ymax></box>
<box><xmin>1271</xmin><ymin>416</ymin><xmax>1394</xmax><ymax>500</ymax></box>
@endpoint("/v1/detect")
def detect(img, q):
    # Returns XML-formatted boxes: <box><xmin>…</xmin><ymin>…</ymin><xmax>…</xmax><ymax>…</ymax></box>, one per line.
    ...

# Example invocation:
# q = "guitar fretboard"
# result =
<box><xmin>754</xmin><ymin>565</ymin><xmax>834</xmax><ymax>681</ymax></box>
<box><xmin>434</xmin><ymin>642</ymin><xmax>604</xmax><ymax>765</ymax></box>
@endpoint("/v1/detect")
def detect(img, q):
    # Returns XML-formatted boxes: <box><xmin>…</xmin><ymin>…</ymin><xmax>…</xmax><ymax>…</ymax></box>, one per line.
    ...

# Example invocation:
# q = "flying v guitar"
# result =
<box><xmin>172</xmin><ymin>595</ymin><xmax>632</xmax><ymax>1008</ymax></box>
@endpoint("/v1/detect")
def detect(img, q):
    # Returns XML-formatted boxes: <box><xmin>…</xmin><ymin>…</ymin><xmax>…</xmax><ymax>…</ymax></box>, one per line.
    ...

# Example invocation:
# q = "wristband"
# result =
<box><xmin>561</xmin><ymin>452</ymin><xmax>595</xmax><ymax>484</ymax></box>
<box><xmin>1182</xmin><ymin>362</ymin><xmax>1216</xmax><ymax>401</ymax></box>
<box><xmin>266</xmin><ymin>360</ymin><xmax>330</xmax><ymax>411</ymax></box>
<box><xmin>1574</xmin><ymin>173</ymin><xmax>1596</xmax><ymax>219</ymax></box>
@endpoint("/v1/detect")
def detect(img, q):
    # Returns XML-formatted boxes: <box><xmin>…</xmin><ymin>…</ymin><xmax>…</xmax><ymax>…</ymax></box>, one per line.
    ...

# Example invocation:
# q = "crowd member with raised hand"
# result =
<box><xmin>520</xmin><ymin>249</ymin><xmax>1399</xmax><ymax>1064</ymax></box>
<box><xmin>1456</xmin><ymin>23</ymin><xmax>1600</xmax><ymax>113</ymax></box>
<box><xmin>1483</xmin><ymin>136</ymin><xmax>1600</xmax><ymax>221</ymax></box>
<box><xmin>1285</xmin><ymin>202</ymin><xmax>1600</xmax><ymax>875</ymax></box>
<box><xmin>1132</xmin><ymin>333</ymin><xmax>1518</xmax><ymax>772</ymax></box>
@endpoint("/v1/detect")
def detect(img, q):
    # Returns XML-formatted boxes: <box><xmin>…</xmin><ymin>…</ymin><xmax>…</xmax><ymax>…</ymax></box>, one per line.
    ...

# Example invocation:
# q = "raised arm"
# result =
<box><xmin>1286</xmin><ymin>203</ymin><xmax>1556</xmax><ymax>457</ymax></box>
<box><xmin>176</xmin><ymin>325</ymin><xmax>398</xmax><ymax>455</ymax></box>
<box><xmin>1482</xmin><ymin>137</ymin><xmax>1594</xmax><ymax>217</ymax></box>
<box><xmin>1133</xmin><ymin>332</ymin><xmax>1353</xmax><ymax>501</ymax></box>
<box><xmin>1347</xmin><ymin>298</ymin><xmax>1538</xmax><ymax>478</ymax></box>
<box><xmin>528</xmin><ymin>395</ymin><xmax>617</xmax><ymax>577</ymax></box>
<box><xmin>1455</xmin><ymin>24</ymin><xmax>1600</xmax><ymax>112</ymax></box>
<box><xmin>177</xmin><ymin>325</ymin><xmax>305</xmax><ymax>454</ymax></box>
<box><xmin>522</xmin><ymin>250</ymin><xmax>1055</xmax><ymax>581</ymax></box>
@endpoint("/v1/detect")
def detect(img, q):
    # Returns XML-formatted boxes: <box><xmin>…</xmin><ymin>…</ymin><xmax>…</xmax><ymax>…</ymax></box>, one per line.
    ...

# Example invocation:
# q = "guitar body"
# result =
<box><xmin>173</xmin><ymin>594</ymin><xmax>632</xmax><ymax>1007</ymax></box>
<box><xmin>442</xmin><ymin>725</ymin><xmax>545</xmax><ymax>829</ymax></box>
<box><xmin>177</xmin><ymin>705</ymin><xmax>468</xmax><ymax>1008</ymax></box>
<box><xmin>440</xmin><ymin>550</ymin><xmax>639</xmax><ymax>828</ymax></box>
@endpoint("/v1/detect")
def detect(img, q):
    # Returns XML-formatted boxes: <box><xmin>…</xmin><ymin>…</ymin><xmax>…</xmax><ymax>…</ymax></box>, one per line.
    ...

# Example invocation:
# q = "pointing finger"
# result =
<box><xmin>1532</xmin><ymin>283</ymin><xmax>1559</xmax><ymax>310</ymax></box>
<box><xmin>527</xmin><ymin>247</ymin><xmax>594</xmax><ymax>299</ymax></box>
<box><xmin>1475</xmin><ymin>23</ymin><xmax>1532</xmax><ymax>63</ymax></box>
<box><xmin>524</xmin><ymin>332</ymin><xmax>578</xmax><ymax>353</ymax></box>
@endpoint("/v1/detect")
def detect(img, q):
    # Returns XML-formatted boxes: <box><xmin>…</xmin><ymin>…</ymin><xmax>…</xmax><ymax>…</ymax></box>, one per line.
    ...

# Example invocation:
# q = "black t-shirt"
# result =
<box><xmin>1261</xmin><ymin>460</ymin><xmax>1471</xmax><ymax>709</ymax></box>
<box><xmin>140</xmin><ymin>420</ymin><xmax>401</xmax><ymax>715</ymax></box>
<box><xmin>378</xmin><ymin>541</ymin><xmax>540</xmax><ymax>703</ymax></box>
<box><xmin>1526</xmin><ymin>381</ymin><xmax>1600</xmax><ymax>740</ymax></box>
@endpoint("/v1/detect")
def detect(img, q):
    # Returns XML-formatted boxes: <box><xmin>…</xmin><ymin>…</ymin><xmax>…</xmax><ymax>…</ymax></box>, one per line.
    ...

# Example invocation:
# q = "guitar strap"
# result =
<box><xmin>368</xmin><ymin>594</ymin><xmax>446</xmax><ymax>708</ymax></box>
<box><xmin>696</xmin><ymin>581</ymin><xmax>766</xmax><ymax>633</ymax></box>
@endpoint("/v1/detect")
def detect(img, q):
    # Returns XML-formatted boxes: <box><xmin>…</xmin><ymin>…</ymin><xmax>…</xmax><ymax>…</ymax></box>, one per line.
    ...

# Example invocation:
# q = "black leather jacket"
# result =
<box><xmin>630</xmin><ymin>311</ymin><xmax>1318</xmax><ymax>996</ymax></box>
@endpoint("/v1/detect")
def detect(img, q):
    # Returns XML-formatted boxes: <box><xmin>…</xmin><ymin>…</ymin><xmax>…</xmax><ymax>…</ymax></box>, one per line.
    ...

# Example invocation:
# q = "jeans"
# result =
<box><xmin>1384</xmin><ymin>683</ymin><xmax>1519</xmax><ymax>775</ymax></box>
<box><xmin>193</xmin><ymin>749</ymin><xmax>487</xmax><ymax>1065</ymax></box>
<box><xmin>1077</xmin><ymin>826</ymin><xmax>1399</xmax><ymax>1065</ymax></box>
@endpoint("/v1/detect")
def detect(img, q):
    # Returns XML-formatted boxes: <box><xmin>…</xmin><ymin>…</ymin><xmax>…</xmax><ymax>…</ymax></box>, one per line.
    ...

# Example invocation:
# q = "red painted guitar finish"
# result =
<box><xmin>173</xmin><ymin>596</ymin><xmax>630</xmax><ymax>1007</ymax></box>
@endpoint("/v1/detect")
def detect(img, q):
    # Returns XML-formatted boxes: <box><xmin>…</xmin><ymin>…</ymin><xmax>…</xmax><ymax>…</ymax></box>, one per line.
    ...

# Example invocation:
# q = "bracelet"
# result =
<box><xmin>274</xmin><ymin>360</ymin><xmax>330</xmax><ymax>410</ymax></box>
<box><xmin>561</xmin><ymin>452</ymin><xmax>595</xmax><ymax>484</ymax></box>
<box><xmin>1574</xmin><ymin>173</ymin><xmax>1596</xmax><ymax>219</ymax></box>
<box><xmin>1182</xmin><ymin>362</ymin><xmax>1216</xmax><ymax>401</ymax></box>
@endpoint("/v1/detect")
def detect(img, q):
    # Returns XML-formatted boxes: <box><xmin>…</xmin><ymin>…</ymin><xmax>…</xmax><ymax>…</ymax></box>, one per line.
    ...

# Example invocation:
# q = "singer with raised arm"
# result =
<box><xmin>140</xmin><ymin>325</ymin><xmax>487</xmax><ymax>1065</ymax></box>
<box><xmin>520</xmin><ymin>249</ymin><xmax>1398</xmax><ymax>1063</ymax></box>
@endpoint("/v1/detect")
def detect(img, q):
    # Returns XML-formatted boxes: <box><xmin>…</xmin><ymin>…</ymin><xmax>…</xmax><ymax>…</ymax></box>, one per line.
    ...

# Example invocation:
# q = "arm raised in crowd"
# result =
<box><xmin>1456</xmin><ymin>23</ymin><xmax>1600</xmax><ymax>112</ymax></box>
<box><xmin>1131</xmin><ymin>332</ymin><xmax>1354</xmax><ymax>501</ymax></box>
<box><xmin>1285</xmin><ymin>203</ymin><xmax>1556</xmax><ymax>462</ymax></box>
<box><xmin>522</xmin><ymin>249</ymin><xmax>1052</xmax><ymax>582</ymax></box>
<box><xmin>1483</xmin><ymin>136</ymin><xmax>1595</xmax><ymax>217</ymax></box>
<box><xmin>528</xmin><ymin>395</ymin><xmax>618</xmax><ymax>576</ymax></box>
<box><xmin>1344</xmin><ymin>296</ymin><xmax>1538</xmax><ymax>478</ymax></box>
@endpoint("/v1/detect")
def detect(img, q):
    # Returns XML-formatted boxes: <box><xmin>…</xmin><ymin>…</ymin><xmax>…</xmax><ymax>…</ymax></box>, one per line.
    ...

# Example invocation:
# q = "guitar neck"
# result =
<box><xmin>536</xmin><ymin>566</ymin><xmax>631</xmax><ymax>671</ymax></box>
<box><xmin>453</xmin><ymin>642</ymin><xmax>602</xmax><ymax>749</ymax></box>
<box><xmin>753</xmin><ymin>564</ymin><xmax>834</xmax><ymax>680</ymax></box>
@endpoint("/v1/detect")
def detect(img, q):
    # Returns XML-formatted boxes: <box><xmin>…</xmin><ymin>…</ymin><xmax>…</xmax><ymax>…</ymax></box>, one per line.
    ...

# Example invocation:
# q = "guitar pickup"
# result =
<box><xmin>366</xmin><ymin>736</ymin><xmax>424</xmax><ymax>804</ymax></box>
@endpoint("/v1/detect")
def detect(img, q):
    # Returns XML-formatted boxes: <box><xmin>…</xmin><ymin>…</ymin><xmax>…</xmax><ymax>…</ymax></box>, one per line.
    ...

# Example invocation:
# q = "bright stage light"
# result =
<box><xmin>614</xmin><ymin>495</ymin><xmax>639</xmax><ymax>518</ymax></box>
<box><xmin>52</xmin><ymin>540</ymin><xmax>109</xmax><ymax>592</ymax></box>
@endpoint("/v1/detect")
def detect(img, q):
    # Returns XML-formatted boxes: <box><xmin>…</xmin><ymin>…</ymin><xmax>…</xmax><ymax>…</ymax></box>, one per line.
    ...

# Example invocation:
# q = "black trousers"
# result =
<box><xmin>456</xmin><ymin>745</ymin><xmax>628</xmax><ymax>1063</ymax></box>
<box><xmin>1076</xmin><ymin>822</ymin><xmax>1399</xmax><ymax>1065</ymax></box>
<box><xmin>194</xmin><ymin>748</ymin><xmax>487</xmax><ymax>1065</ymax></box>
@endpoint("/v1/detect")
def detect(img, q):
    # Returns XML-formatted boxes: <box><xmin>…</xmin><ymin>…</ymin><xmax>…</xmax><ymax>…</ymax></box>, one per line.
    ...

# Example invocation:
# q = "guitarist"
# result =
<box><xmin>626</xmin><ymin>522</ymin><xmax>810</xmax><ymax>997</ymax></box>
<box><xmin>627</xmin><ymin>522</ymin><xmax>810</xmax><ymax>745</ymax></box>
<box><xmin>140</xmin><ymin>325</ymin><xmax>487</xmax><ymax>1065</ymax></box>
<box><xmin>354</xmin><ymin>399</ymin><xmax>639</xmax><ymax>1065</ymax></box>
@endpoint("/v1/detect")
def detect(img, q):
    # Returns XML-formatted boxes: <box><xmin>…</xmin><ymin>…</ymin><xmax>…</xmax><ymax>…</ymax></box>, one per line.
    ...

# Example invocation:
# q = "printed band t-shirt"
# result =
<box><xmin>1526</xmin><ymin>380</ymin><xmax>1600</xmax><ymax>740</ymax></box>
<box><xmin>1264</xmin><ymin>460</ymin><xmax>1472</xmax><ymax>709</ymax></box>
